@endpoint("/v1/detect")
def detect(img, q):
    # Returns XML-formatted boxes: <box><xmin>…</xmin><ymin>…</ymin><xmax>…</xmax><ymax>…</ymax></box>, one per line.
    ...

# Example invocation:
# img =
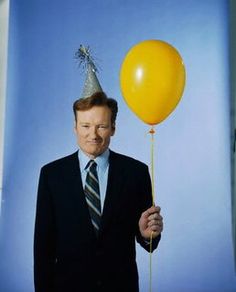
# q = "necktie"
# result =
<box><xmin>84</xmin><ymin>160</ymin><xmax>101</xmax><ymax>235</ymax></box>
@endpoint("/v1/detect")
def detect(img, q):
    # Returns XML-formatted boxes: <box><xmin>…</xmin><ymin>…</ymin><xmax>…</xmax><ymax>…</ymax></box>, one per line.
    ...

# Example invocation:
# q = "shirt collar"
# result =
<box><xmin>78</xmin><ymin>148</ymin><xmax>110</xmax><ymax>172</ymax></box>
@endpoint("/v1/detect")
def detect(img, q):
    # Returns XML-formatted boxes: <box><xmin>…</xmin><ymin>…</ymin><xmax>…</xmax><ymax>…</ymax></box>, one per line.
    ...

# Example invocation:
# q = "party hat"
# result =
<box><xmin>75</xmin><ymin>45</ymin><xmax>103</xmax><ymax>98</ymax></box>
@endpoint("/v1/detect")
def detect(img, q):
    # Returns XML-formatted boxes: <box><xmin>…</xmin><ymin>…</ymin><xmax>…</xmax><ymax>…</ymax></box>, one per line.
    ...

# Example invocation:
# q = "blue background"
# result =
<box><xmin>1</xmin><ymin>0</ymin><xmax>236</xmax><ymax>291</ymax></box>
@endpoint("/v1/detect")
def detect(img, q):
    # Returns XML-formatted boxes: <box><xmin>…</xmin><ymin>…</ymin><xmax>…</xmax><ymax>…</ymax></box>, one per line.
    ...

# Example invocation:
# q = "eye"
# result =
<box><xmin>81</xmin><ymin>124</ymin><xmax>89</xmax><ymax>128</ymax></box>
<box><xmin>98</xmin><ymin>125</ymin><xmax>108</xmax><ymax>129</ymax></box>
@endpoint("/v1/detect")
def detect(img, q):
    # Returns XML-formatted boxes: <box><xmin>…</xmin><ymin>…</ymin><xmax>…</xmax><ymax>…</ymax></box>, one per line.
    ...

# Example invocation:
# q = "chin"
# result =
<box><xmin>87</xmin><ymin>149</ymin><xmax>102</xmax><ymax>158</ymax></box>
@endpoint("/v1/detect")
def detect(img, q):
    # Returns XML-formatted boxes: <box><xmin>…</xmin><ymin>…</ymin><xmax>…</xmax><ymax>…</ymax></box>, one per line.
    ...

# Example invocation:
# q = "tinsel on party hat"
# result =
<box><xmin>75</xmin><ymin>45</ymin><xmax>103</xmax><ymax>98</ymax></box>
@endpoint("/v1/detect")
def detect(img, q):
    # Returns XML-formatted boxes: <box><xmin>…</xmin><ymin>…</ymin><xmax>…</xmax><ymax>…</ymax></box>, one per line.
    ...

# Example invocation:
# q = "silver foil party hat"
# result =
<box><xmin>75</xmin><ymin>45</ymin><xmax>103</xmax><ymax>98</ymax></box>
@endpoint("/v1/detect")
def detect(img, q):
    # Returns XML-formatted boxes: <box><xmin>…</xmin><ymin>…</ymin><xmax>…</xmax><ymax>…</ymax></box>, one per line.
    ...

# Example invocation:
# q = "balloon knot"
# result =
<box><xmin>149</xmin><ymin>128</ymin><xmax>155</xmax><ymax>135</ymax></box>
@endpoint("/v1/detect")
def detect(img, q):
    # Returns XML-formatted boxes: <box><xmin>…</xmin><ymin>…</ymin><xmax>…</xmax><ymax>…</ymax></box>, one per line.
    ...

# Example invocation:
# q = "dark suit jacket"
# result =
<box><xmin>34</xmin><ymin>150</ymin><xmax>160</xmax><ymax>292</ymax></box>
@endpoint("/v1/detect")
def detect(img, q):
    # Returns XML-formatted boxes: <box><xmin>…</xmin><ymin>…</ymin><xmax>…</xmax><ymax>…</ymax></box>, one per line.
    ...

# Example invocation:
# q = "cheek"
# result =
<box><xmin>103</xmin><ymin>135</ymin><xmax>111</xmax><ymax>145</ymax></box>
<box><xmin>75</xmin><ymin>132</ymin><xmax>86</xmax><ymax>145</ymax></box>
<box><xmin>75</xmin><ymin>128</ymin><xmax>85</xmax><ymax>137</ymax></box>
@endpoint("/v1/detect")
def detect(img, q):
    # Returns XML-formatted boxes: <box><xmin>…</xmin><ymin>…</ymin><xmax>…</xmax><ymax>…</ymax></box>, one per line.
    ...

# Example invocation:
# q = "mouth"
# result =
<box><xmin>87</xmin><ymin>140</ymin><xmax>101</xmax><ymax>145</ymax></box>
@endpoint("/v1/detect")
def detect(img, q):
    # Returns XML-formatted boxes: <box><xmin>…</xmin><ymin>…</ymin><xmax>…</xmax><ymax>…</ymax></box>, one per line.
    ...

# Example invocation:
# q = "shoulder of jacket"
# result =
<box><xmin>41</xmin><ymin>151</ymin><xmax>78</xmax><ymax>171</ymax></box>
<box><xmin>110</xmin><ymin>150</ymin><xmax>148</xmax><ymax>169</ymax></box>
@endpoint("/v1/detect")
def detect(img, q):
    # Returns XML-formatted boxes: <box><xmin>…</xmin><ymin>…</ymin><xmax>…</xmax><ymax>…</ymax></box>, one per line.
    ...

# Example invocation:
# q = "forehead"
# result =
<box><xmin>76</xmin><ymin>106</ymin><xmax>112</xmax><ymax>122</ymax></box>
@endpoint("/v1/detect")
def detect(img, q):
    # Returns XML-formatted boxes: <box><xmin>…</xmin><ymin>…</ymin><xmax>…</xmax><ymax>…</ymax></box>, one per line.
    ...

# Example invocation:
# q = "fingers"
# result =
<box><xmin>141</xmin><ymin>205</ymin><xmax>161</xmax><ymax>219</ymax></box>
<box><xmin>147</xmin><ymin>206</ymin><xmax>163</xmax><ymax>232</ymax></box>
<box><xmin>148</xmin><ymin>205</ymin><xmax>161</xmax><ymax>214</ymax></box>
<box><xmin>148</xmin><ymin>213</ymin><xmax>163</xmax><ymax>221</ymax></box>
<box><xmin>147</xmin><ymin>216</ymin><xmax>163</xmax><ymax>227</ymax></box>
<box><xmin>139</xmin><ymin>205</ymin><xmax>163</xmax><ymax>239</ymax></box>
<box><xmin>147</xmin><ymin>217</ymin><xmax>163</xmax><ymax>228</ymax></box>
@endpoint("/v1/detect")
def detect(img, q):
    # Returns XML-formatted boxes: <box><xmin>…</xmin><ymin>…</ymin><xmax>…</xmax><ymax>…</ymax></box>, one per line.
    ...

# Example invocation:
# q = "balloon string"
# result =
<box><xmin>149</xmin><ymin>126</ymin><xmax>155</xmax><ymax>206</ymax></box>
<box><xmin>149</xmin><ymin>231</ymin><xmax>153</xmax><ymax>292</ymax></box>
<box><xmin>149</xmin><ymin>126</ymin><xmax>156</xmax><ymax>292</ymax></box>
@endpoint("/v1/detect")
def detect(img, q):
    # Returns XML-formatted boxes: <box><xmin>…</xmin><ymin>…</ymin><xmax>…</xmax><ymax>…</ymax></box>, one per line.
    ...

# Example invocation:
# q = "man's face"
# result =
<box><xmin>74</xmin><ymin>105</ymin><xmax>115</xmax><ymax>159</ymax></box>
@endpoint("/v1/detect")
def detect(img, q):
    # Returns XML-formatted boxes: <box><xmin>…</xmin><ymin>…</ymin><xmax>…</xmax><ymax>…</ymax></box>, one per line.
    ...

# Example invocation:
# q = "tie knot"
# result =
<box><xmin>86</xmin><ymin>160</ymin><xmax>97</xmax><ymax>171</ymax></box>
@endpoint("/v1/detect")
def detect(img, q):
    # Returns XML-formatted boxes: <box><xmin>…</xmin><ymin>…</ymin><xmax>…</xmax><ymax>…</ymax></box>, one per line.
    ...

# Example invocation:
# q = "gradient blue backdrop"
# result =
<box><xmin>1</xmin><ymin>0</ymin><xmax>236</xmax><ymax>291</ymax></box>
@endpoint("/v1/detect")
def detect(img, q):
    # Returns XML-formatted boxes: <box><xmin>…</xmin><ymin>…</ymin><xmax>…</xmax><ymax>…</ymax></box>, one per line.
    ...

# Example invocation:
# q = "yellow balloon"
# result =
<box><xmin>120</xmin><ymin>40</ymin><xmax>186</xmax><ymax>125</ymax></box>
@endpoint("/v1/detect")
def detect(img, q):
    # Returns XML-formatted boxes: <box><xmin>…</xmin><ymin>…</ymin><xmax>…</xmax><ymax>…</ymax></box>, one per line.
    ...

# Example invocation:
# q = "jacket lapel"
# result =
<box><xmin>99</xmin><ymin>151</ymin><xmax>125</xmax><ymax>233</ymax></box>
<box><xmin>68</xmin><ymin>151</ymin><xmax>95</xmax><ymax>236</ymax></box>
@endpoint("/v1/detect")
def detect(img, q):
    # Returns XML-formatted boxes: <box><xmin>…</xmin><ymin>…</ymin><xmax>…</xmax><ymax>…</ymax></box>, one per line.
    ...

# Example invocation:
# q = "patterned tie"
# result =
<box><xmin>84</xmin><ymin>160</ymin><xmax>101</xmax><ymax>235</ymax></box>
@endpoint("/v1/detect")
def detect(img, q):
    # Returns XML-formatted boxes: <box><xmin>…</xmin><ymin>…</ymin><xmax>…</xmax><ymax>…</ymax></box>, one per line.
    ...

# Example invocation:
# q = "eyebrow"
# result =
<box><xmin>79</xmin><ymin>122</ymin><xmax>109</xmax><ymax>126</ymax></box>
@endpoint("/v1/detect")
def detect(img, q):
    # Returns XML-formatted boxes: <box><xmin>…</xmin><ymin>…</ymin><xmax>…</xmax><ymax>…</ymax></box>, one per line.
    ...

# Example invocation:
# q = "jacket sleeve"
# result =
<box><xmin>34</xmin><ymin>166</ymin><xmax>56</xmax><ymax>292</ymax></box>
<box><xmin>136</xmin><ymin>164</ymin><xmax>161</xmax><ymax>252</ymax></box>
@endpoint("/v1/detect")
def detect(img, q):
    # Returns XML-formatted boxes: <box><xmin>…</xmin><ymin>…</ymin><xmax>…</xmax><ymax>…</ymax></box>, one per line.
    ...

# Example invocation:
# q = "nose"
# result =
<box><xmin>90</xmin><ymin>126</ymin><xmax>99</xmax><ymax>139</ymax></box>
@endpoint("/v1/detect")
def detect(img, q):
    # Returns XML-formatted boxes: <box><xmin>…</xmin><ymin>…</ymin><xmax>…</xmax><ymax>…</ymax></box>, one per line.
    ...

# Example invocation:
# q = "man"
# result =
<box><xmin>34</xmin><ymin>91</ymin><xmax>163</xmax><ymax>292</ymax></box>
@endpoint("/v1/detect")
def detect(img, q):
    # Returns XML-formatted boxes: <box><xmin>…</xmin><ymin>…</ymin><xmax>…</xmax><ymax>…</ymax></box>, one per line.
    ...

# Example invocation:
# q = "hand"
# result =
<box><xmin>138</xmin><ymin>205</ymin><xmax>163</xmax><ymax>240</ymax></box>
